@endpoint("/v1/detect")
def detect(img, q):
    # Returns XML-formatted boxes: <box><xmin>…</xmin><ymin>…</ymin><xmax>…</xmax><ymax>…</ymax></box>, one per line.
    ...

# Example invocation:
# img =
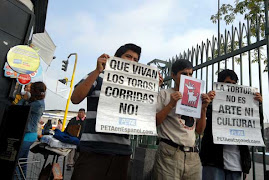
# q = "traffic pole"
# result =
<box><xmin>62</xmin><ymin>53</ymin><xmax>77</xmax><ymax>131</ymax></box>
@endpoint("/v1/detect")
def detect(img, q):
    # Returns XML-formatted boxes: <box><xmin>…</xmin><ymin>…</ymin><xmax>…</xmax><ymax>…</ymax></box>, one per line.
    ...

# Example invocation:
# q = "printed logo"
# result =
<box><xmin>230</xmin><ymin>129</ymin><xmax>245</xmax><ymax>136</ymax></box>
<box><xmin>178</xmin><ymin>115</ymin><xmax>195</xmax><ymax>130</ymax></box>
<box><xmin>17</xmin><ymin>74</ymin><xmax>31</xmax><ymax>85</ymax></box>
<box><xmin>181</xmin><ymin>80</ymin><xmax>201</xmax><ymax>108</ymax></box>
<box><xmin>13</xmin><ymin>59</ymin><xmax>22</xmax><ymax>64</ymax></box>
<box><xmin>119</xmin><ymin>117</ymin><xmax>136</xmax><ymax>126</ymax></box>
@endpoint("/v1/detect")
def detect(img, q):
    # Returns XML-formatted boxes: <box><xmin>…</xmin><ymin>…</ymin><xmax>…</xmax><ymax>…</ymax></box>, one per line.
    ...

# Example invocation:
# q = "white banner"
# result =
<box><xmin>212</xmin><ymin>82</ymin><xmax>265</xmax><ymax>146</ymax></box>
<box><xmin>31</xmin><ymin>30</ymin><xmax>56</xmax><ymax>66</ymax></box>
<box><xmin>96</xmin><ymin>57</ymin><xmax>158</xmax><ymax>135</ymax></box>
<box><xmin>176</xmin><ymin>75</ymin><xmax>205</xmax><ymax>118</ymax></box>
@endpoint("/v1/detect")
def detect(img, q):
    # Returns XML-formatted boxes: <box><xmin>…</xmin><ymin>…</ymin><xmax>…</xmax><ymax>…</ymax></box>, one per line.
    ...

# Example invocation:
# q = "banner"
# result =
<box><xmin>212</xmin><ymin>82</ymin><xmax>265</xmax><ymax>146</ymax></box>
<box><xmin>31</xmin><ymin>30</ymin><xmax>56</xmax><ymax>66</ymax></box>
<box><xmin>96</xmin><ymin>57</ymin><xmax>159</xmax><ymax>135</ymax></box>
<box><xmin>3</xmin><ymin>62</ymin><xmax>19</xmax><ymax>78</ymax></box>
<box><xmin>3</xmin><ymin>62</ymin><xmax>43</xmax><ymax>85</ymax></box>
<box><xmin>176</xmin><ymin>75</ymin><xmax>205</xmax><ymax>118</ymax></box>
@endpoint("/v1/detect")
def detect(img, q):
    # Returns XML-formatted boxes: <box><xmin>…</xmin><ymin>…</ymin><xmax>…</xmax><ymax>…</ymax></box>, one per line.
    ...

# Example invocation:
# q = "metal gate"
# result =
<box><xmin>147</xmin><ymin>1</ymin><xmax>269</xmax><ymax>179</ymax></box>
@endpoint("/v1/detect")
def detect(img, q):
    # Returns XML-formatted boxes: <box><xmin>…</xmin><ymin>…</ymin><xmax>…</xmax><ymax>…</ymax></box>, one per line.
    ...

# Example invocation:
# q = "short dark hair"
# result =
<box><xmin>171</xmin><ymin>59</ymin><xmax>193</xmax><ymax>75</ymax></box>
<box><xmin>29</xmin><ymin>81</ymin><xmax>46</xmax><ymax>102</ymax></box>
<box><xmin>114</xmin><ymin>43</ymin><xmax>141</xmax><ymax>61</ymax></box>
<box><xmin>217</xmin><ymin>69</ymin><xmax>238</xmax><ymax>83</ymax></box>
<box><xmin>79</xmin><ymin>108</ymin><xmax>85</xmax><ymax>112</ymax></box>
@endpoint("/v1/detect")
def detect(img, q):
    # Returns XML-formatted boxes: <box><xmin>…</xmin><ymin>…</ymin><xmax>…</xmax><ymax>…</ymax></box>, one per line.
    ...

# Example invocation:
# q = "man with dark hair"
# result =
<box><xmin>153</xmin><ymin>59</ymin><xmax>211</xmax><ymax>180</ymax></box>
<box><xmin>78</xmin><ymin>108</ymin><xmax>85</xmax><ymax>112</ymax></box>
<box><xmin>200</xmin><ymin>69</ymin><xmax>262</xmax><ymax>180</ymax></box>
<box><xmin>70</xmin><ymin>43</ymin><xmax>142</xmax><ymax>180</ymax></box>
<box><xmin>114</xmin><ymin>43</ymin><xmax>141</xmax><ymax>61</ymax></box>
<box><xmin>217</xmin><ymin>69</ymin><xmax>239</xmax><ymax>83</ymax></box>
<box><xmin>65</xmin><ymin>108</ymin><xmax>86</xmax><ymax>170</ymax></box>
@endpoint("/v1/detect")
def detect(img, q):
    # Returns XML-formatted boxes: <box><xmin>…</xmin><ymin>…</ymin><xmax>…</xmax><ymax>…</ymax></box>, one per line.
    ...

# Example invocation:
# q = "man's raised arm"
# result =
<box><xmin>71</xmin><ymin>54</ymin><xmax>109</xmax><ymax>104</ymax></box>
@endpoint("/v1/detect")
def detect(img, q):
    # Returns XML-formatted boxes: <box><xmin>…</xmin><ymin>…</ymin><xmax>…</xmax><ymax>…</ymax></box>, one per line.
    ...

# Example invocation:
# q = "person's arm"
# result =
<box><xmin>17</xmin><ymin>98</ymin><xmax>26</xmax><ymax>105</ymax></box>
<box><xmin>71</xmin><ymin>54</ymin><xmax>110</xmax><ymax>104</ymax></box>
<box><xmin>196</xmin><ymin>91</ymin><xmax>215</xmax><ymax>134</ymax></box>
<box><xmin>71</xmin><ymin>70</ymin><xmax>100</xmax><ymax>104</ymax></box>
<box><xmin>156</xmin><ymin>91</ymin><xmax>182</xmax><ymax>126</ymax></box>
<box><xmin>158</xmin><ymin>72</ymin><xmax>164</xmax><ymax>87</ymax></box>
<box><xmin>254</xmin><ymin>92</ymin><xmax>262</xmax><ymax>103</ymax></box>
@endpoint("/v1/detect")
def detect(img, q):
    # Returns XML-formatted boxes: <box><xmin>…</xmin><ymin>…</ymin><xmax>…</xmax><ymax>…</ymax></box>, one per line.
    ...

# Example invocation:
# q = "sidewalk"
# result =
<box><xmin>26</xmin><ymin>151</ymin><xmax>268</xmax><ymax>180</ymax></box>
<box><xmin>26</xmin><ymin>151</ymin><xmax>73</xmax><ymax>180</ymax></box>
<box><xmin>247</xmin><ymin>162</ymin><xmax>269</xmax><ymax>180</ymax></box>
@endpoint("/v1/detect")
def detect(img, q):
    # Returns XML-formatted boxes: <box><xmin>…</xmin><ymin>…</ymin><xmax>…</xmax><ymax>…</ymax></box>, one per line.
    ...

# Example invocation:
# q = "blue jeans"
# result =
<box><xmin>14</xmin><ymin>141</ymin><xmax>34</xmax><ymax>179</ymax></box>
<box><xmin>202</xmin><ymin>166</ymin><xmax>242</xmax><ymax>180</ymax></box>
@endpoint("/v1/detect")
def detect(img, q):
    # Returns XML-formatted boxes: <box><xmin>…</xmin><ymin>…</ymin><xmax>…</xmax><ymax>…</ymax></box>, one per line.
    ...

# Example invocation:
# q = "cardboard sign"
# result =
<box><xmin>212</xmin><ymin>82</ymin><xmax>265</xmax><ymax>146</ymax></box>
<box><xmin>176</xmin><ymin>75</ymin><xmax>205</xmax><ymax>118</ymax></box>
<box><xmin>96</xmin><ymin>57</ymin><xmax>158</xmax><ymax>135</ymax></box>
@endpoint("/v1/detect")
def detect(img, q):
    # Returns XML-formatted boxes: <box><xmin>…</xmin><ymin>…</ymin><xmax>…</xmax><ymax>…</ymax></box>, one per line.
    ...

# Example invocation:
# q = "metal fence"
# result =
<box><xmin>144</xmin><ymin>2</ymin><xmax>269</xmax><ymax>180</ymax></box>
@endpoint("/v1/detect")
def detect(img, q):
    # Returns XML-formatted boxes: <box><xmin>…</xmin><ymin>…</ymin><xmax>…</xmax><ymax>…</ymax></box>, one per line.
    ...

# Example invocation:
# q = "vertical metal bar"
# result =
<box><xmin>218</xmin><ymin>0</ymin><xmax>221</xmax><ymax>71</ymax></box>
<box><xmin>247</xmin><ymin>19</ymin><xmax>252</xmax><ymax>86</ymax></box>
<box><xmin>200</xmin><ymin>45</ymin><xmax>204</xmax><ymax>80</ymax></box>
<box><xmin>169</xmin><ymin>60</ymin><xmax>172</xmax><ymax>88</ymax></box>
<box><xmin>252</xmin><ymin>146</ymin><xmax>256</xmax><ymax>180</ymax></box>
<box><xmin>232</xmin><ymin>25</ymin><xmax>235</xmax><ymax>70</ymax></box>
<box><xmin>63</xmin><ymin>156</ymin><xmax>66</xmax><ymax>178</ymax></box>
<box><xmin>256</xmin><ymin>15</ymin><xmax>266</xmax><ymax>180</ymax></box>
<box><xmin>206</xmin><ymin>40</ymin><xmax>209</xmax><ymax>92</ymax></box>
<box><xmin>200</xmin><ymin>68</ymin><xmax>203</xmax><ymax>81</ymax></box>
<box><xmin>263</xmin><ymin>2</ymin><xmax>269</xmax><ymax>178</ymax></box>
<box><xmin>239</xmin><ymin>22</ymin><xmax>243</xmax><ymax>85</ymax></box>
<box><xmin>264</xmin><ymin>0</ymin><xmax>269</xmax><ymax>88</ymax></box>
<box><xmin>196</xmin><ymin>46</ymin><xmax>199</xmax><ymax>79</ymax></box>
<box><xmin>212</xmin><ymin>37</ymin><xmax>215</xmax><ymax>89</ymax></box>
<box><xmin>224</xmin><ymin>29</ymin><xmax>227</xmax><ymax>69</ymax></box>
<box><xmin>206</xmin><ymin>63</ymin><xmax>209</xmax><ymax>92</ymax></box>
<box><xmin>246</xmin><ymin>17</ymin><xmax>256</xmax><ymax>180</ymax></box>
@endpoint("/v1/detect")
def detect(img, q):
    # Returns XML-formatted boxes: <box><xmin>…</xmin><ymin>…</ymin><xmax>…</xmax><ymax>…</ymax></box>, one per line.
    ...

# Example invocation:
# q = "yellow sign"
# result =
<box><xmin>7</xmin><ymin>45</ymin><xmax>40</xmax><ymax>74</ymax></box>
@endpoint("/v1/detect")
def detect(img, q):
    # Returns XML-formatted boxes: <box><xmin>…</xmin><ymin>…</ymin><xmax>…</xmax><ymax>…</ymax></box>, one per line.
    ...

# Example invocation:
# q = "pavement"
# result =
<box><xmin>247</xmin><ymin>162</ymin><xmax>269</xmax><ymax>180</ymax></box>
<box><xmin>25</xmin><ymin>151</ymin><xmax>73</xmax><ymax>180</ymax></box>
<box><xmin>25</xmin><ymin>151</ymin><xmax>269</xmax><ymax>180</ymax></box>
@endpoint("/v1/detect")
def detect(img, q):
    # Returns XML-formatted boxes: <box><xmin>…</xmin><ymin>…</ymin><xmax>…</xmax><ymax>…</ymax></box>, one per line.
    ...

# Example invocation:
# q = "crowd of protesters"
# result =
<box><xmin>69</xmin><ymin>43</ymin><xmax>263</xmax><ymax>180</ymax></box>
<box><xmin>13</xmin><ymin>43</ymin><xmax>263</xmax><ymax>180</ymax></box>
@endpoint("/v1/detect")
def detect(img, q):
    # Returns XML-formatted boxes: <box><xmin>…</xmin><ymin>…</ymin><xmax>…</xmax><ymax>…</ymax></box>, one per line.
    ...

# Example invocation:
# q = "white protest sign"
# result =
<box><xmin>212</xmin><ymin>82</ymin><xmax>265</xmax><ymax>146</ymax></box>
<box><xmin>96</xmin><ymin>57</ymin><xmax>158</xmax><ymax>135</ymax></box>
<box><xmin>176</xmin><ymin>75</ymin><xmax>205</xmax><ymax>118</ymax></box>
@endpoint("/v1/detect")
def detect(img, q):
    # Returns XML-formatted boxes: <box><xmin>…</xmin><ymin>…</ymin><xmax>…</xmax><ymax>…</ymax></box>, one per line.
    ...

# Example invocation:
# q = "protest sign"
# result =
<box><xmin>212</xmin><ymin>82</ymin><xmax>265</xmax><ymax>146</ymax></box>
<box><xmin>176</xmin><ymin>75</ymin><xmax>205</xmax><ymax>118</ymax></box>
<box><xmin>96</xmin><ymin>57</ymin><xmax>159</xmax><ymax>135</ymax></box>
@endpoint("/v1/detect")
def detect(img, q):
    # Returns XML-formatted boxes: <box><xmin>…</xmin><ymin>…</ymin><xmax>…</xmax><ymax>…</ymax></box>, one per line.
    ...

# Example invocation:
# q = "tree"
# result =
<box><xmin>210</xmin><ymin>0</ymin><xmax>267</xmax><ymax>72</ymax></box>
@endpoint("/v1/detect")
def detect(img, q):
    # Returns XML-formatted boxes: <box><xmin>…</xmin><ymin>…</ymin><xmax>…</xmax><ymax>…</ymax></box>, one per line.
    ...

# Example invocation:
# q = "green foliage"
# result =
<box><xmin>210</xmin><ymin>0</ymin><xmax>267</xmax><ymax>72</ymax></box>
